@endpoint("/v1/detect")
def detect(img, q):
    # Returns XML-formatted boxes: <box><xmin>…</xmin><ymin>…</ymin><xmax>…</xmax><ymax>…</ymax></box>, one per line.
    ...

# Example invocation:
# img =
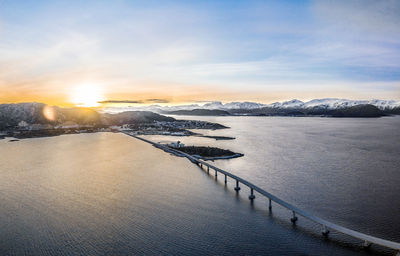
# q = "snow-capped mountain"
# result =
<box><xmin>202</xmin><ymin>101</ymin><xmax>225</xmax><ymax>109</ymax></box>
<box><xmin>267</xmin><ymin>98</ymin><xmax>400</xmax><ymax>110</ymax></box>
<box><xmin>102</xmin><ymin>98</ymin><xmax>400</xmax><ymax>113</ymax></box>
<box><xmin>102</xmin><ymin>101</ymin><xmax>267</xmax><ymax>113</ymax></box>
<box><xmin>268</xmin><ymin>99</ymin><xmax>304</xmax><ymax>109</ymax></box>
<box><xmin>218</xmin><ymin>101</ymin><xmax>267</xmax><ymax>109</ymax></box>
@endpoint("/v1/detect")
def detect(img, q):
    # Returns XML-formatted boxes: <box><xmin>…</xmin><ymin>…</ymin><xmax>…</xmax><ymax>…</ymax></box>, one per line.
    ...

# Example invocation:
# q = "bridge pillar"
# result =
<box><xmin>234</xmin><ymin>180</ymin><xmax>241</xmax><ymax>191</ymax></box>
<box><xmin>224</xmin><ymin>174</ymin><xmax>227</xmax><ymax>184</ymax></box>
<box><xmin>290</xmin><ymin>211</ymin><xmax>298</xmax><ymax>224</ymax></box>
<box><xmin>215</xmin><ymin>170</ymin><xmax>217</xmax><ymax>177</ymax></box>
<box><xmin>322</xmin><ymin>225</ymin><xmax>330</xmax><ymax>236</ymax></box>
<box><xmin>362</xmin><ymin>240</ymin><xmax>371</xmax><ymax>249</ymax></box>
<box><xmin>207</xmin><ymin>166</ymin><xmax>209</xmax><ymax>174</ymax></box>
<box><xmin>249</xmin><ymin>188</ymin><xmax>255</xmax><ymax>200</ymax></box>
<box><xmin>269</xmin><ymin>199</ymin><xmax>272</xmax><ymax>210</ymax></box>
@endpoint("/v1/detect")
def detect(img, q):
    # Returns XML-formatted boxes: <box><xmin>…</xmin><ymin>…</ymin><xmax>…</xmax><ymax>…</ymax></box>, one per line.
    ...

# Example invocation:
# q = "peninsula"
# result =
<box><xmin>0</xmin><ymin>103</ymin><xmax>228</xmax><ymax>139</ymax></box>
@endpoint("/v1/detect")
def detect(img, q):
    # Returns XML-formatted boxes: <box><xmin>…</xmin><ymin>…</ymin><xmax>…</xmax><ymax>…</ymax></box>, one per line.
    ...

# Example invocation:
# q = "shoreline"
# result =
<box><xmin>122</xmin><ymin>132</ymin><xmax>242</xmax><ymax>161</ymax></box>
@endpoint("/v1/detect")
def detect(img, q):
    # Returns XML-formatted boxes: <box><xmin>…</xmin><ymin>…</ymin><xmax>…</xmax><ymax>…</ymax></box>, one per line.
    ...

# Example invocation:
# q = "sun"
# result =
<box><xmin>70</xmin><ymin>84</ymin><xmax>105</xmax><ymax>107</ymax></box>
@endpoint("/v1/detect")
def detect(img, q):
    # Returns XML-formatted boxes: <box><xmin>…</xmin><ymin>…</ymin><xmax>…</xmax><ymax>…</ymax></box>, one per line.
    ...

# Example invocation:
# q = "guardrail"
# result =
<box><xmin>124</xmin><ymin>132</ymin><xmax>400</xmax><ymax>255</ymax></box>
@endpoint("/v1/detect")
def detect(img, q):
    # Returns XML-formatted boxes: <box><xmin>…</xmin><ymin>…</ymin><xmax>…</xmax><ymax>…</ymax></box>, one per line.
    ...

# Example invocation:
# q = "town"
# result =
<box><xmin>1</xmin><ymin>118</ymin><xmax>228</xmax><ymax>140</ymax></box>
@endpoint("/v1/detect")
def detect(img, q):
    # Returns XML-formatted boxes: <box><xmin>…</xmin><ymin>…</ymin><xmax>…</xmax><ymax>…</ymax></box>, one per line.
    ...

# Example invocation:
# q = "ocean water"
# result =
<box><xmin>0</xmin><ymin>117</ymin><xmax>399</xmax><ymax>255</ymax></box>
<box><xmin>144</xmin><ymin>116</ymin><xmax>400</xmax><ymax>253</ymax></box>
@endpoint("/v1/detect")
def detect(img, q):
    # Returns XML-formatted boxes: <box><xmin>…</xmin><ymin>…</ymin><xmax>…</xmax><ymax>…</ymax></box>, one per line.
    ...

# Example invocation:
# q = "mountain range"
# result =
<box><xmin>101</xmin><ymin>98</ymin><xmax>400</xmax><ymax>117</ymax></box>
<box><xmin>103</xmin><ymin>98</ymin><xmax>400</xmax><ymax>113</ymax></box>
<box><xmin>1</xmin><ymin>98</ymin><xmax>400</xmax><ymax>130</ymax></box>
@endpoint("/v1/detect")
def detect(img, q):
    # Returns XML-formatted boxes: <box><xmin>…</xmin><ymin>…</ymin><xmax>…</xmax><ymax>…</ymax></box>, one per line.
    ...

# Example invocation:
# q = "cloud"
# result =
<box><xmin>146</xmin><ymin>99</ymin><xmax>170</xmax><ymax>103</ymax></box>
<box><xmin>98</xmin><ymin>100</ymin><xmax>142</xmax><ymax>104</ymax></box>
<box><xmin>0</xmin><ymin>0</ymin><xmax>399</xmax><ymax>103</ymax></box>
<box><xmin>98</xmin><ymin>99</ymin><xmax>169</xmax><ymax>104</ymax></box>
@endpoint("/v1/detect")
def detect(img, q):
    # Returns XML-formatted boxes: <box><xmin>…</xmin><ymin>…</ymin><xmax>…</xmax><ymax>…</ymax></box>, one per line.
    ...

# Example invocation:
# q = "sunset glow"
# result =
<box><xmin>0</xmin><ymin>0</ymin><xmax>399</xmax><ymax>106</ymax></box>
<box><xmin>70</xmin><ymin>84</ymin><xmax>105</xmax><ymax>107</ymax></box>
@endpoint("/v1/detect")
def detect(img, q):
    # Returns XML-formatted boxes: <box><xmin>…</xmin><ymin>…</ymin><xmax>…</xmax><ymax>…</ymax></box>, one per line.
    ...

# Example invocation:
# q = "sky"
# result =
<box><xmin>0</xmin><ymin>0</ymin><xmax>399</xmax><ymax>106</ymax></box>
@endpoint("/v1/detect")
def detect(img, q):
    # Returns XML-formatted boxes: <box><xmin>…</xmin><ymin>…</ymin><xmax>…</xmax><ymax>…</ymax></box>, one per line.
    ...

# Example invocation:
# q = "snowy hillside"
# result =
<box><xmin>102</xmin><ymin>98</ymin><xmax>400</xmax><ymax>113</ymax></box>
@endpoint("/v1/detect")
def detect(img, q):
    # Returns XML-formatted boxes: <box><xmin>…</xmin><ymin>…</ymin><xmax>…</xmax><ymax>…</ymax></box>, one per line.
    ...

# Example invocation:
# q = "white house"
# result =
<box><xmin>18</xmin><ymin>120</ymin><xmax>29</xmax><ymax>129</ymax></box>
<box><xmin>169</xmin><ymin>141</ymin><xmax>184</xmax><ymax>148</ymax></box>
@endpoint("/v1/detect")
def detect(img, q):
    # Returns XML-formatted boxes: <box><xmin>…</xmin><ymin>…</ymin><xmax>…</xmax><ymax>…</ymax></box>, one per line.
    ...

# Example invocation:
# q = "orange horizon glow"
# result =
<box><xmin>1</xmin><ymin>1</ymin><xmax>399</xmax><ymax>107</ymax></box>
<box><xmin>1</xmin><ymin>87</ymin><xmax>400</xmax><ymax>109</ymax></box>
<box><xmin>1</xmin><ymin>80</ymin><xmax>400</xmax><ymax>108</ymax></box>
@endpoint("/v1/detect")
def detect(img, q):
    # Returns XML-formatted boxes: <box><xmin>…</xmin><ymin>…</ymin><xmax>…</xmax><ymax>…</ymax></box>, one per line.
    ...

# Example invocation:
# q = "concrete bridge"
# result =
<box><xmin>123</xmin><ymin>132</ymin><xmax>400</xmax><ymax>255</ymax></box>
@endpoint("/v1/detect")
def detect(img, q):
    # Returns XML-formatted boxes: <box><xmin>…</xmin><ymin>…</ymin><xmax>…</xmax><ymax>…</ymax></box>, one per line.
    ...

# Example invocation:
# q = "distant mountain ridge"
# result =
<box><xmin>2</xmin><ymin>99</ymin><xmax>399</xmax><ymax>130</ymax></box>
<box><xmin>191</xmin><ymin>98</ymin><xmax>400</xmax><ymax>110</ymax></box>
<box><xmin>103</xmin><ymin>98</ymin><xmax>400</xmax><ymax>114</ymax></box>
<box><xmin>268</xmin><ymin>98</ymin><xmax>400</xmax><ymax>110</ymax></box>
<box><xmin>218</xmin><ymin>104</ymin><xmax>390</xmax><ymax>117</ymax></box>
<box><xmin>166</xmin><ymin>109</ymin><xmax>231</xmax><ymax>116</ymax></box>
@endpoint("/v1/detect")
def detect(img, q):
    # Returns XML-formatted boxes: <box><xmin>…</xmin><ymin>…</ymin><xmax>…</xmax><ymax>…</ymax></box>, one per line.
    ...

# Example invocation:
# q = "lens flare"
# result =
<box><xmin>43</xmin><ymin>105</ymin><xmax>56</xmax><ymax>121</ymax></box>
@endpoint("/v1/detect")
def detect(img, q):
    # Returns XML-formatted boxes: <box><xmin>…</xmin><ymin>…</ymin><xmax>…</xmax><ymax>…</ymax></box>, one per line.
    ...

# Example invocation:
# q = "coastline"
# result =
<box><xmin>122</xmin><ymin>132</ymin><xmax>243</xmax><ymax>161</ymax></box>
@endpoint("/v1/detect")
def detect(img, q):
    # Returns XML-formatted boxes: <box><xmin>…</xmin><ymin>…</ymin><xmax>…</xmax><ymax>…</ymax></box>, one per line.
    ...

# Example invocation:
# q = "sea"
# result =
<box><xmin>1</xmin><ymin>116</ymin><xmax>399</xmax><ymax>255</ymax></box>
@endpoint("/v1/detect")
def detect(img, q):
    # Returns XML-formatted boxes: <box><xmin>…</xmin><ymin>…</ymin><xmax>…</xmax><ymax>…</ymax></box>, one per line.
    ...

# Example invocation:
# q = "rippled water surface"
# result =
<box><xmin>1</xmin><ymin>118</ymin><xmax>399</xmax><ymax>255</ymax></box>
<box><xmin>145</xmin><ymin>116</ymin><xmax>400</xmax><ymax>253</ymax></box>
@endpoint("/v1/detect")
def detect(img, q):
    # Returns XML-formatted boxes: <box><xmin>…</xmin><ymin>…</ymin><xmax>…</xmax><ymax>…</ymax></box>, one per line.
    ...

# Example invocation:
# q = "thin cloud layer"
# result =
<box><xmin>98</xmin><ymin>99</ymin><xmax>170</xmax><ymax>104</ymax></box>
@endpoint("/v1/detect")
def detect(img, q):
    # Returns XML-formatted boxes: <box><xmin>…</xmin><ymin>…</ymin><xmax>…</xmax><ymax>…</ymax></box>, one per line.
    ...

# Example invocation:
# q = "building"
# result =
<box><xmin>169</xmin><ymin>141</ymin><xmax>184</xmax><ymax>148</ymax></box>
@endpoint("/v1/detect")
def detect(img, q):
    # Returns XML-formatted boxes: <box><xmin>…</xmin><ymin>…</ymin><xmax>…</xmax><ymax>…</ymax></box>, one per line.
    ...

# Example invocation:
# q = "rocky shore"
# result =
<box><xmin>168</xmin><ymin>145</ymin><xmax>243</xmax><ymax>160</ymax></box>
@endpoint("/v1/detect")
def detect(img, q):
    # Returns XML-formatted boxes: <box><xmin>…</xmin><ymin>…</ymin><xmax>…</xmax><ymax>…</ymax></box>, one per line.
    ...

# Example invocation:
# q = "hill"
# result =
<box><xmin>0</xmin><ymin>103</ymin><xmax>175</xmax><ymax>130</ymax></box>
<box><xmin>330</xmin><ymin>104</ymin><xmax>385</xmax><ymax>117</ymax></box>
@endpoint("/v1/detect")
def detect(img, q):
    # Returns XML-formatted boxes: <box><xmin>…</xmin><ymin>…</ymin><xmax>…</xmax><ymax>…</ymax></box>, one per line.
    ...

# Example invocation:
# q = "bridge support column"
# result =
<box><xmin>269</xmin><ymin>199</ymin><xmax>272</xmax><ymax>210</ymax></box>
<box><xmin>215</xmin><ymin>170</ymin><xmax>217</xmax><ymax>177</ymax></box>
<box><xmin>249</xmin><ymin>188</ymin><xmax>255</xmax><ymax>200</ymax></box>
<box><xmin>207</xmin><ymin>166</ymin><xmax>209</xmax><ymax>174</ymax></box>
<box><xmin>224</xmin><ymin>174</ymin><xmax>227</xmax><ymax>184</ymax></box>
<box><xmin>290</xmin><ymin>211</ymin><xmax>298</xmax><ymax>224</ymax></box>
<box><xmin>234</xmin><ymin>180</ymin><xmax>241</xmax><ymax>191</ymax></box>
<box><xmin>200</xmin><ymin>163</ymin><xmax>202</xmax><ymax>168</ymax></box>
<box><xmin>322</xmin><ymin>225</ymin><xmax>330</xmax><ymax>237</ymax></box>
<box><xmin>363</xmin><ymin>240</ymin><xmax>371</xmax><ymax>249</ymax></box>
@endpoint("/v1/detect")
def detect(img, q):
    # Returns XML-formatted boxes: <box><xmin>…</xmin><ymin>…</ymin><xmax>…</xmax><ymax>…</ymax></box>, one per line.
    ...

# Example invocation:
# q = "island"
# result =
<box><xmin>169</xmin><ymin>145</ymin><xmax>243</xmax><ymax>160</ymax></box>
<box><xmin>330</xmin><ymin>104</ymin><xmax>386</xmax><ymax>117</ymax></box>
